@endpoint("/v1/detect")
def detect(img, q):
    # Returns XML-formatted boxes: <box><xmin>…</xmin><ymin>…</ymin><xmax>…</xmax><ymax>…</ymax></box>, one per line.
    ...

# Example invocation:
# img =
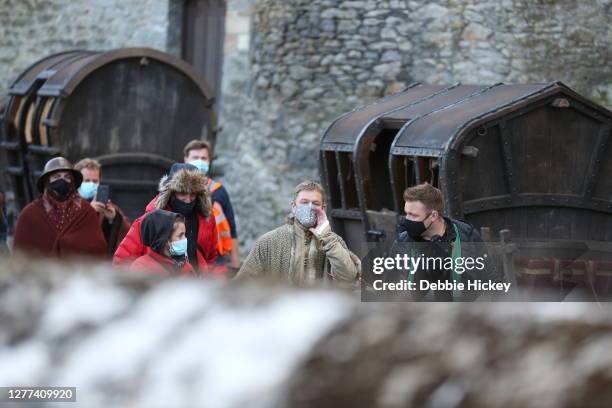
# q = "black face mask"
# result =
<box><xmin>398</xmin><ymin>213</ymin><xmax>432</xmax><ymax>240</ymax></box>
<box><xmin>170</xmin><ymin>196</ymin><xmax>196</xmax><ymax>215</ymax></box>
<box><xmin>48</xmin><ymin>179</ymin><xmax>71</xmax><ymax>200</ymax></box>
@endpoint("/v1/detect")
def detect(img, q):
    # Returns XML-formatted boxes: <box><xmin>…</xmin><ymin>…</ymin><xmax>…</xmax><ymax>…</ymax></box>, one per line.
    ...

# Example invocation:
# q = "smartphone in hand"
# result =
<box><xmin>95</xmin><ymin>184</ymin><xmax>110</xmax><ymax>203</ymax></box>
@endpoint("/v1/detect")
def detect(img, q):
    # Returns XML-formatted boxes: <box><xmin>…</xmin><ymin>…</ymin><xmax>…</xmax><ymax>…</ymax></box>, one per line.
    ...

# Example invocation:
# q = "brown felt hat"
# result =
<box><xmin>36</xmin><ymin>157</ymin><xmax>83</xmax><ymax>192</ymax></box>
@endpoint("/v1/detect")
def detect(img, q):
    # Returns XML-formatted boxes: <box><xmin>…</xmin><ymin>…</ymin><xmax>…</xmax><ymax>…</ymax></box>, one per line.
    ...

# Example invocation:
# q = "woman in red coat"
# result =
<box><xmin>13</xmin><ymin>157</ymin><xmax>107</xmax><ymax>258</ymax></box>
<box><xmin>130</xmin><ymin>210</ymin><xmax>195</xmax><ymax>276</ymax></box>
<box><xmin>113</xmin><ymin>164</ymin><xmax>218</xmax><ymax>275</ymax></box>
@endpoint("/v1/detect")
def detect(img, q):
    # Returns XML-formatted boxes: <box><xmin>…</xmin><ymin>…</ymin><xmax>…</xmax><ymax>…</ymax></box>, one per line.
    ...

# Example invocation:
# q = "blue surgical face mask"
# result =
<box><xmin>78</xmin><ymin>181</ymin><xmax>99</xmax><ymax>200</ymax></box>
<box><xmin>188</xmin><ymin>159</ymin><xmax>209</xmax><ymax>174</ymax></box>
<box><xmin>169</xmin><ymin>238</ymin><xmax>188</xmax><ymax>256</ymax></box>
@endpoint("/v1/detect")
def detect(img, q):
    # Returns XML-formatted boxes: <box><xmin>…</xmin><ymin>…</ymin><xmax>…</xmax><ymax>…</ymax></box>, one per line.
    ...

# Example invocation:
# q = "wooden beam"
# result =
<box><xmin>582</xmin><ymin>124</ymin><xmax>611</xmax><ymax>197</ymax></box>
<box><xmin>499</xmin><ymin>121</ymin><xmax>518</xmax><ymax>197</ymax></box>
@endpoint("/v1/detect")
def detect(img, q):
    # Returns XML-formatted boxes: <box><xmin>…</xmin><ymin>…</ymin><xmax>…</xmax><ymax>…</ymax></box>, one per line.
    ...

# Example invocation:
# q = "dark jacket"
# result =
<box><xmin>390</xmin><ymin>217</ymin><xmax>501</xmax><ymax>301</ymax></box>
<box><xmin>0</xmin><ymin>195</ymin><xmax>8</xmax><ymax>253</ymax></box>
<box><xmin>99</xmin><ymin>201</ymin><xmax>131</xmax><ymax>256</ymax></box>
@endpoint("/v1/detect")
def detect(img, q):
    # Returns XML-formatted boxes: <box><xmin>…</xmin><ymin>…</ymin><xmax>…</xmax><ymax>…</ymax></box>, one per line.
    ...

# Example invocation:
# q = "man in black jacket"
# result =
<box><xmin>388</xmin><ymin>183</ymin><xmax>503</xmax><ymax>301</ymax></box>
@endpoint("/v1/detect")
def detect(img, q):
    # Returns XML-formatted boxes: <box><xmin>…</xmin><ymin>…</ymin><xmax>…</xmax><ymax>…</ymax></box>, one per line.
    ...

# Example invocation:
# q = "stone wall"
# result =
<box><xmin>0</xmin><ymin>0</ymin><xmax>175</xmax><ymax>99</ymax></box>
<box><xmin>216</xmin><ymin>0</ymin><xmax>254</xmax><ymax>155</ymax></box>
<box><xmin>1</xmin><ymin>0</ymin><xmax>610</xmax><ymax>254</ymax></box>
<box><xmin>223</xmin><ymin>0</ymin><xmax>612</xmax><ymax>252</ymax></box>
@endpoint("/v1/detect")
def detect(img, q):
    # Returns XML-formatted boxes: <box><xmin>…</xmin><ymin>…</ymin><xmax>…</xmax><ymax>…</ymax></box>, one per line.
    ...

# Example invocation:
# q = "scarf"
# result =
<box><xmin>288</xmin><ymin>220</ymin><xmax>326</xmax><ymax>285</ymax></box>
<box><xmin>41</xmin><ymin>189</ymin><xmax>83</xmax><ymax>232</ymax></box>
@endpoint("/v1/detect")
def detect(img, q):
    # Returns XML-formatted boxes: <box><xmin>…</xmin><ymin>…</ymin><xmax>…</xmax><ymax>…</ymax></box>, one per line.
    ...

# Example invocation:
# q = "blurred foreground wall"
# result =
<box><xmin>2</xmin><ymin>258</ymin><xmax>612</xmax><ymax>407</ymax></box>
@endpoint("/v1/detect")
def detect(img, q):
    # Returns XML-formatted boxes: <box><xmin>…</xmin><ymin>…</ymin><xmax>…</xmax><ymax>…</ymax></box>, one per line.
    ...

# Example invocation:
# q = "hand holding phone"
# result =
<box><xmin>95</xmin><ymin>184</ymin><xmax>110</xmax><ymax>204</ymax></box>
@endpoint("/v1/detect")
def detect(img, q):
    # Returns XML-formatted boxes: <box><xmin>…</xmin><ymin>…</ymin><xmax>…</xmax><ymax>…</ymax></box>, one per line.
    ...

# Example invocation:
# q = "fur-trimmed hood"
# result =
<box><xmin>155</xmin><ymin>168</ymin><xmax>212</xmax><ymax>218</ymax></box>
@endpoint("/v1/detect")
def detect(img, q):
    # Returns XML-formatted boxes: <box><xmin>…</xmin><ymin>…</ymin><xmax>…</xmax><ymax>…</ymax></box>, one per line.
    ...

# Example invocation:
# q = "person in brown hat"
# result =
<box><xmin>12</xmin><ymin>157</ymin><xmax>107</xmax><ymax>258</ymax></box>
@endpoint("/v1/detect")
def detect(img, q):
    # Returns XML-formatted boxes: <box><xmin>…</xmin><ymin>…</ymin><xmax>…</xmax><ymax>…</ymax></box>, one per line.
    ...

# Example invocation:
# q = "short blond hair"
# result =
<box><xmin>403</xmin><ymin>182</ymin><xmax>443</xmax><ymax>213</ymax></box>
<box><xmin>74</xmin><ymin>158</ymin><xmax>102</xmax><ymax>174</ymax></box>
<box><xmin>293</xmin><ymin>180</ymin><xmax>326</xmax><ymax>204</ymax></box>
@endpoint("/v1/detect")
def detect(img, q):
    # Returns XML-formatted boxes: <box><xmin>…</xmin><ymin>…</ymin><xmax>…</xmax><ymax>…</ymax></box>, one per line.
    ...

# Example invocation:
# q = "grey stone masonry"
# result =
<box><xmin>222</xmin><ymin>0</ymin><xmax>611</xmax><ymax>252</ymax></box>
<box><xmin>0</xmin><ymin>0</ymin><xmax>174</xmax><ymax>99</ymax></box>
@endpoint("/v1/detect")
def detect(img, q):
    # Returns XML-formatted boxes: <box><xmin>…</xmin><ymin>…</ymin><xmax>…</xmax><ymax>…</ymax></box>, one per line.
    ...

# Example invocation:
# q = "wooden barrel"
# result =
<box><xmin>1</xmin><ymin>48</ymin><xmax>217</xmax><ymax>220</ymax></box>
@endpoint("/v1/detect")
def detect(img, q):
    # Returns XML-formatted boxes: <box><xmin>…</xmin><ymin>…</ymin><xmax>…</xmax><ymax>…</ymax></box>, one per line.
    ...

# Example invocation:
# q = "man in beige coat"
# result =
<box><xmin>236</xmin><ymin>181</ymin><xmax>360</xmax><ymax>285</ymax></box>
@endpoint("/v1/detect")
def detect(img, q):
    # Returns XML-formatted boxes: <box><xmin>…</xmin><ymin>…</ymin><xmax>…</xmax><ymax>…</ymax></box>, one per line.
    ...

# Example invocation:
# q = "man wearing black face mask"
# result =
<box><xmin>113</xmin><ymin>163</ymin><xmax>218</xmax><ymax>275</ymax></box>
<box><xmin>388</xmin><ymin>183</ymin><xmax>502</xmax><ymax>301</ymax></box>
<box><xmin>13</xmin><ymin>157</ymin><xmax>107</xmax><ymax>258</ymax></box>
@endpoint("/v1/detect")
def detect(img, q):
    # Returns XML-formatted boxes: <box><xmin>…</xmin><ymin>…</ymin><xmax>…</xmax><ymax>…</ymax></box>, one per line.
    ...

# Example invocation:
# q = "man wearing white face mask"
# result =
<box><xmin>236</xmin><ymin>181</ymin><xmax>360</xmax><ymax>285</ymax></box>
<box><xmin>74</xmin><ymin>158</ymin><xmax>131</xmax><ymax>256</ymax></box>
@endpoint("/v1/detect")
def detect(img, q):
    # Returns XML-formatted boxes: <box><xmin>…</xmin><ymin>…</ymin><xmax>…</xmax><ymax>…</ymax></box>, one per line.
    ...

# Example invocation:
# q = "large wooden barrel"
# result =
<box><xmin>0</xmin><ymin>48</ymin><xmax>217</xmax><ymax>220</ymax></box>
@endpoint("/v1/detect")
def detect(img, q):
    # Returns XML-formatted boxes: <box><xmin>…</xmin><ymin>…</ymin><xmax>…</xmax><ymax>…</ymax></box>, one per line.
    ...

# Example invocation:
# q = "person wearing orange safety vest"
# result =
<box><xmin>183</xmin><ymin>139</ymin><xmax>241</xmax><ymax>274</ymax></box>
<box><xmin>208</xmin><ymin>179</ymin><xmax>233</xmax><ymax>258</ymax></box>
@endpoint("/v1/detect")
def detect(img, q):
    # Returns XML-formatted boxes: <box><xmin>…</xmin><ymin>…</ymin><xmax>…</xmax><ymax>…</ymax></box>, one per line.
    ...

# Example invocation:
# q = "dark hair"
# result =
<box><xmin>174</xmin><ymin>213</ymin><xmax>186</xmax><ymax>225</ymax></box>
<box><xmin>183</xmin><ymin>139</ymin><xmax>213</xmax><ymax>158</ymax></box>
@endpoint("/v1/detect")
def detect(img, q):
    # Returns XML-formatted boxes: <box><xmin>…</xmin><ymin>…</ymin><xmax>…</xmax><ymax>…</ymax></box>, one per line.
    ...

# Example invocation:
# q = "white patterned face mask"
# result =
<box><xmin>294</xmin><ymin>203</ymin><xmax>317</xmax><ymax>228</ymax></box>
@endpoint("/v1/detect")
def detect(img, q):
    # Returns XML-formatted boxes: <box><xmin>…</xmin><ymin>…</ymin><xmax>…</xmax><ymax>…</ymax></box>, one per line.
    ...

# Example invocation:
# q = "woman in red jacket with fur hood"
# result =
<box><xmin>113</xmin><ymin>163</ymin><xmax>218</xmax><ymax>275</ymax></box>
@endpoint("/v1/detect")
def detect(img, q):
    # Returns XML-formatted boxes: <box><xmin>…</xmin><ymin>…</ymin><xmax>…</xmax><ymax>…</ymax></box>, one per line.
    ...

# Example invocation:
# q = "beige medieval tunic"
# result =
<box><xmin>236</xmin><ymin>220</ymin><xmax>360</xmax><ymax>285</ymax></box>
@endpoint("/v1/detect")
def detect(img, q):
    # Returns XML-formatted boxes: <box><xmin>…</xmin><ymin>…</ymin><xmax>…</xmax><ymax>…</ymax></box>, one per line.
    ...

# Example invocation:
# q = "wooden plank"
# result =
<box><xmin>582</xmin><ymin>124</ymin><xmax>612</xmax><ymax>197</ymax></box>
<box><xmin>512</xmin><ymin>107</ymin><xmax>550</xmax><ymax>194</ymax></box>
<box><xmin>415</xmin><ymin>157</ymin><xmax>430</xmax><ymax>184</ymax></box>
<box><xmin>182</xmin><ymin>0</ymin><xmax>226</xmax><ymax>112</ymax></box>
<box><xmin>548</xmin><ymin>208</ymin><xmax>572</xmax><ymax>240</ymax></box>
<box><xmin>323</xmin><ymin>151</ymin><xmax>341</xmax><ymax>209</ymax></box>
<box><xmin>334</xmin><ymin>152</ymin><xmax>347</xmax><ymax>209</ymax></box>
<box><xmin>500</xmin><ymin>229</ymin><xmax>519</xmax><ymax>290</ymax></box>
<box><xmin>589</xmin><ymin>212</ymin><xmax>608</xmax><ymax>241</ymax></box>
<box><xmin>341</xmin><ymin>153</ymin><xmax>359</xmax><ymax>209</ymax></box>
<box><xmin>460</xmin><ymin>126</ymin><xmax>501</xmax><ymax>201</ymax></box>
<box><xmin>38</xmin><ymin>98</ymin><xmax>53</xmax><ymax>146</ymax></box>
<box><xmin>525</xmin><ymin>207</ymin><xmax>548</xmax><ymax>239</ymax></box>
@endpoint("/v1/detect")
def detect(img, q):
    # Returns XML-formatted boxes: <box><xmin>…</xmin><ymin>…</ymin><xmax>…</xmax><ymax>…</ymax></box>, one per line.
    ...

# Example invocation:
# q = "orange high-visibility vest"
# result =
<box><xmin>207</xmin><ymin>179</ymin><xmax>233</xmax><ymax>256</ymax></box>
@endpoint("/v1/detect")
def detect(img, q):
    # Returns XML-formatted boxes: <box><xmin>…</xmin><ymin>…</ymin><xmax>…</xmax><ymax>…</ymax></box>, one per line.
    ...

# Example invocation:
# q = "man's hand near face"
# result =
<box><xmin>309</xmin><ymin>207</ymin><xmax>330</xmax><ymax>236</ymax></box>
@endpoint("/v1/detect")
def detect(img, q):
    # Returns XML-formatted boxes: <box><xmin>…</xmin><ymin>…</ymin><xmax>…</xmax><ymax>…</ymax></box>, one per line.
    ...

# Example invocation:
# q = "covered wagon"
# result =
<box><xmin>320</xmin><ymin>82</ymin><xmax>612</xmax><ymax>298</ymax></box>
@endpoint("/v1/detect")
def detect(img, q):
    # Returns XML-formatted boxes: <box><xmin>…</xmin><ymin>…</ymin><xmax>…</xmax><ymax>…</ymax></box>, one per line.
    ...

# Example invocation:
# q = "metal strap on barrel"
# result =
<box><xmin>27</xmin><ymin>144</ymin><xmax>61</xmax><ymax>156</ymax></box>
<box><xmin>0</xmin><ymin>141</ymin><xmax>20</xmax><ymax>150</ymax></box>
<box><xmin>6</xmin><ymin>165</ymin><xmax>26</xmax><ymax>175</ymax></box>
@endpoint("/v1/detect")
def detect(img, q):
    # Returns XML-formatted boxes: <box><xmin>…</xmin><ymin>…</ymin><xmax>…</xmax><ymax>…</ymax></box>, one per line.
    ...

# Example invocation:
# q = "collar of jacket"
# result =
<box><xmin>145</xmin><ymin>246</ymin><xmax>182</xmax><ymax>266</ymax></box>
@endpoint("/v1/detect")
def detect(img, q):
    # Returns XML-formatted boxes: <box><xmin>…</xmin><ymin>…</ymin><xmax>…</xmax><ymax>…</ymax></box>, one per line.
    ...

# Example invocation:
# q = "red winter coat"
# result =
<box><xmin>13</xmin><ymin>195</ymin><xmax>107</xmax><ymax>258</ymax></box>
<box><xmin>130</xmin><ymin>247</ymin><xmax>196</xmax><ymax>277</ymax></box>
<box><xmin>113</xmin><ymin>196</ymin><xmax>218</xmax><ymax>274</ymax></box>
